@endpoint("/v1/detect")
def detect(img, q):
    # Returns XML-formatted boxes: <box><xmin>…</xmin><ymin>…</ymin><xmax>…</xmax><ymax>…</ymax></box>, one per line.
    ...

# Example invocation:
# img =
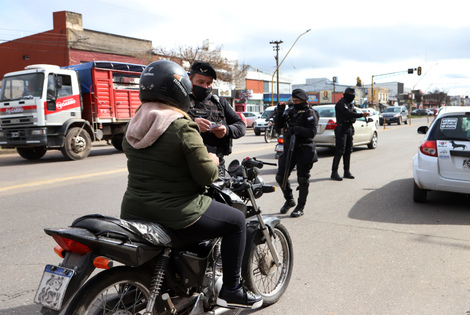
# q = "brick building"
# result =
<box><xmin>0</xmin><ymin>11</ymin><xmax>155</xmax><ymax>79</ymax></box>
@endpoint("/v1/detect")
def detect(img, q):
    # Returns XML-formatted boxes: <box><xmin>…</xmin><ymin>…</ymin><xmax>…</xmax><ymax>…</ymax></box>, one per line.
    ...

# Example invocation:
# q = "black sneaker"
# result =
<box><xmin>343</xmin><ymin>171</ymin><xmax>355</xmax><ymax>179</ymax></box>
<box><xmin>217</xmin><ymin>285</ymin><xmax>263</xmax><ymax>309</ymax></box>
<box><xmin>280</xmin><ymin>199</ymin><xmax>296</xmax><ymax>214</ymax></box>
<box><xmin>290</xmin><ymin>206</ymin><xmax>304</xmax><ymax>218</ymax></box>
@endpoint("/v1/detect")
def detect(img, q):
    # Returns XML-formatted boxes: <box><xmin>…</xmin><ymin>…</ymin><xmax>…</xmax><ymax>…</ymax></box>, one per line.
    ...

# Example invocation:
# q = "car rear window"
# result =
<box><xmin>316</xmin><ymin>107</ymin><xmax>335</xmax><ymax>117</ymax></box>
<box><xmin>428</xmin><ymin>115</ymin><xmax>470</xmax><ymax>141</ymax></box>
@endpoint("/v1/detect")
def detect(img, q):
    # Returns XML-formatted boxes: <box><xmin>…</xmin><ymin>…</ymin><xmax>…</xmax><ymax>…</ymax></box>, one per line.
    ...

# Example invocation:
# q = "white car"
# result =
<box><xmin>242</xmin><ymin>111</ymin><xmax>261</xmax><ymax>128</ymax></box>
<box><xmin>254</xmin><ymin>106</ymin><xmax>276</xmax><ymax>135</ymax></box>
<box><xmin>361</xmin><ymin>107</ymin><xmax>379</xmax><ymax>128</ymax></box>
<box><xmin>412</xmin><ymin>106</ymin><xmax>470</xmax><ymax>202</ymax></box>
<box><xmin>313</xmin><ymin>104</ymin><xmax>378</xmax><ymax>149</ymax></box>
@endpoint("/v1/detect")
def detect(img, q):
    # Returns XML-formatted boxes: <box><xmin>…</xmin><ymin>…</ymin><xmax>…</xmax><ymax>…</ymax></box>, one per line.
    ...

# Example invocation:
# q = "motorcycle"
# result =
<box><xmin>34</xmin><ymin>157</ymin><xmax>294</xmax><ymax>315</ymax></box>
<box><xmin>274</xmin><ymin>135</ymin><xmax>284</xmax><ymax>160</ymax></box>
<box><xmin>264</xmin><ymin>118</ymin><xmax>278</xmax><ymax>143</ymax></box>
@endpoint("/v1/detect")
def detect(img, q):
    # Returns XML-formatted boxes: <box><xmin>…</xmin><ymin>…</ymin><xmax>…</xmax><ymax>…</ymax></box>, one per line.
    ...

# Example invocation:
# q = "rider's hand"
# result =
<box><xmin>362</xmin><ymin>112</ymin><xmax>370</xmax><ymax>118</ymax></box>
<box><xmin>208</xmin><ymin>153</ymin><xmax>219</xmax><ymax>165</ymax></box>
<box><xmin>277</xmin><ymin>102</ymin><xmax>286</xmax><ymax>113</ymax></box>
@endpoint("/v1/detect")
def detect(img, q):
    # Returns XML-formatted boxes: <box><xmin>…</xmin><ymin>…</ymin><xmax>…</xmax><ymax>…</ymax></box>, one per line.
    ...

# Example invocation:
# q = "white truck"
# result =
<box><xmin>0</xmin><ymin>61</ymin><xmax>145</xmax><ymax>160</ymax></box>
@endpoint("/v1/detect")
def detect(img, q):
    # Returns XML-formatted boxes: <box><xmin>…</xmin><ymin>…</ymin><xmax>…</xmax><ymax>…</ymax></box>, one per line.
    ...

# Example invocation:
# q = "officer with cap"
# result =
<box><xmin>330</xmin><ymin>87</ymin><xmax>370</xmax><ymax>181</ymax></box>
<box><xmin>188</xmin><ymin>61</ymin><xmax>246</xmax><ymax>176</ymax></box>
<box><xmin>274</xmin><ymin>88</ymin><xmax>319</xmax><ymax>218</ymax></box>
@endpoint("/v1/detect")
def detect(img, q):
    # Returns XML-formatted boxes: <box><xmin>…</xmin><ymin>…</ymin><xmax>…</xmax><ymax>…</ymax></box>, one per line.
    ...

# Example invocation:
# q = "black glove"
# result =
<box><xmin>277</xmin><ymin>103</ymin><xmax>286</xmax><ymax>113</ymax></box>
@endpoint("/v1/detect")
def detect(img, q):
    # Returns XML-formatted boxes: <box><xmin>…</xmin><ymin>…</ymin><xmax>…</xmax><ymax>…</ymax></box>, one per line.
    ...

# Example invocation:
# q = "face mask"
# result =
<box><xmin>192</xmin><ymin>85</ymin><xmax>212</xmax><ymax>101</ymax></box>
<box><xmin>344</xmin><ymin>94</ymin><xmax>355</xmax><ymax>103</ymax></box>
<box><xmin>294</xmin><ymin>101</ymin><xmax>307</xmax><ymax>109</ymax></box>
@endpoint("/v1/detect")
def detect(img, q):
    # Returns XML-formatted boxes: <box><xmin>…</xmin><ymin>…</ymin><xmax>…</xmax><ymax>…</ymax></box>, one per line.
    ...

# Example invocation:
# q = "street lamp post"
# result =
<box><xmin>270</xmin><ymin>29</ymin><xmax>311</xmax><ymax>107</ymax></box>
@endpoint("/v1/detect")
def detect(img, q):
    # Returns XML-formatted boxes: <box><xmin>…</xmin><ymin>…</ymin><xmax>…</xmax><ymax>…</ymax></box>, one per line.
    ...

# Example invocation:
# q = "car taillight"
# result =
<box><xmin>420</xmin><ymin>140</ymin><xmax>437</xmax><ymax>157</ymax></box>
<box><xmin>278</xmin><ymin>137</ymin><xmax>284</xmax><ymax>144</ymax></box>
<box><xmin>326</xmin><ymin>119</ymin><xmax>337</xmax><ymax>130</ymax></box>
<box><xmin>52</xmin><ymin>235</ymin><xmax>91</xmax><ymax>255</ymax></box>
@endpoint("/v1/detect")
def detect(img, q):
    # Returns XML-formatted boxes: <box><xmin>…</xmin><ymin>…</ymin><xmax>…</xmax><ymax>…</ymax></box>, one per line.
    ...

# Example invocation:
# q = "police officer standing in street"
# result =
<box><xmin>187</xmin><ymin>61</ymin><xmax>246</xmax><ymax>176</ymax></box>
<box><xmin>330</xmin><ymin>87</ymin><xmax>370</xmax><ymax>181</ymax></box>
<box><xmin>275</xmin><ymin>89</ymin><xmax>319</xmax><ymax>218</ymax></box>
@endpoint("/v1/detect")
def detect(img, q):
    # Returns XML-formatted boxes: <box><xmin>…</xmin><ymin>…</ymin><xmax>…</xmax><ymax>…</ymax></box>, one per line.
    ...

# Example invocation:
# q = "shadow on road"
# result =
<box><xmin>349</xmin><ymin>177</ymin><xmax>470</xmax><ymax>226</ymax></box>
<box><xmin>1</xmin><ymin>304</ymin><xmax>41</xmax><ymax>315</ymax></box>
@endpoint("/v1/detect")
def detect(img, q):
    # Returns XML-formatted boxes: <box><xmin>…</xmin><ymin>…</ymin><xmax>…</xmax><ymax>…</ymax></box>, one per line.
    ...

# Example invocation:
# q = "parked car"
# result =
<box><xmin>313</xmin><ymin>104</ymin><xmax>378</xmax><ymax>149</ymax></box>
<box><xmin>412</xmin><ymin>106</ymin><xmax>470</xmax><ymax>202</ymax></box>
<box><xmin>361</xmin><ymin>107</ymin><xmax>379</xmax><ymax>127</ymax></box>
<box><xmin>236</xmin><ymin>112</ymin><xmax>247</xmax><ymax>127</ymax></box>
<box><xmin>412</xmin><ymin>109</ymin><xmax>433</xmax><ymax>116</ymax></box>
<box><xmin>254</xmin><ymin>106</ymin><xmax>276</xmax><ymax>135</ymax></box>
<box><xmin>242</xmin><ymin>111</ymin><xmax>261</xmax><ymax>128</ymax></box>
<box><xmin>379</xmin><ymin>106</ymin><xmax>409</xmax><ymax>125</ymax></box>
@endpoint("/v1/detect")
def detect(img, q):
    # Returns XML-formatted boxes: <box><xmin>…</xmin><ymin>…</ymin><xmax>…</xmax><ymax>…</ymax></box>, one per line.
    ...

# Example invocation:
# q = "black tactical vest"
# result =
<box><xmin>188</xmin><ymin>95</ymin><xmax>227</xmax><ymax>126</ymax></box>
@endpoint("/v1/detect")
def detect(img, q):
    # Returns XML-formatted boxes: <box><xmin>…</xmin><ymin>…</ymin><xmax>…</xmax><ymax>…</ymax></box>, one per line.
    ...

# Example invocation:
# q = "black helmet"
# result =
<box><xmin>344</xmin><ymin>87</ymin><xmax>356</xmax><ymax>95</ymax></box>
<box><xmin>139</xmin><ymin>60</ymin><xmax>191</xmax><ymax>112</ymax></box>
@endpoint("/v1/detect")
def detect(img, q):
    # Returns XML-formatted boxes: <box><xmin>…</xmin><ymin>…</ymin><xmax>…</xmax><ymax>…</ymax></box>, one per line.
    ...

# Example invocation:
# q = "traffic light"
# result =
<box><xmin>417</xmin><ymin>66</ymin><xmax>422</xmax><ymax>76</ymax></box>
<box><xmin>356</xmin><ymin>77</ymin><xmax>362</xmax><ymax>87</ymax></box>
<box><xmin>408</xmin><ymin>68</ymin><xmax>414</xmax><ymax>74</ymax></box>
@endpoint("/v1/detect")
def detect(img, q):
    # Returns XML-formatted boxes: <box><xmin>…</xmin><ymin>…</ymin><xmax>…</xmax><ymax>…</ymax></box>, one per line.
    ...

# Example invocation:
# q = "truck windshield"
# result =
<box><xmin>0</xmin><ymin>73</ymin><xmax>45</xmax><ymax>101</ymax></box>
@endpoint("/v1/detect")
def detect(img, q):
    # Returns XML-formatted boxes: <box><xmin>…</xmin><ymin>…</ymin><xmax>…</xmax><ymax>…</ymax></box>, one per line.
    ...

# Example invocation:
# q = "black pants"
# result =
<box><xmin>276</xmin><ymin>140</ymin><xmax>315</xmax><ymax>207</ymax></box>
<box><xmin>176</xmin><ymin>200</ymin><xmax>246</xmax><ymax>289</ymax></box>
<box><xmin>332</xmin><ymin>127</ymin><xmax>353</xmax><ymax>172</ymax></box>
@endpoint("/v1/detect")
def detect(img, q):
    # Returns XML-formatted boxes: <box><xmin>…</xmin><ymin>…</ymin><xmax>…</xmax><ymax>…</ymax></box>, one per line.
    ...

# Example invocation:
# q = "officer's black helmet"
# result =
<box><xmin>344</xmin><ymin>87</ymin><xmax>356</xmax><ymax>95</ymax></box>
<box><xmin>139</xmin><ymin>60</ymin><xmax>191</xmax><ymax>112</ymax></box>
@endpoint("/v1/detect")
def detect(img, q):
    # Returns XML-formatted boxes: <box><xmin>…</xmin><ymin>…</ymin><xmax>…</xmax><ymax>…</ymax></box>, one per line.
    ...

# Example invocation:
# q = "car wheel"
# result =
<box><xmin>254</xmin><ymin>128</ymin><xmax>261</xmax><ymax>136</ymax></box>
<box><xmin>367</xmin><ymin>132</ymin><xmax>378</xmax><ymax>149</ymax></box>
<box><xmin>413</xmin><ymin>181</ymin><xmax>427</xmax><ymax>203</ymax></box>
<box><xmin>398</xmin><ymin>117</ymin><xmax>402</xmax><ymax>125</ymax></box>
<box><xmin>404</xmin><ymin>117</ymin><xmax>408</xmax><ymax>124</ymax></box>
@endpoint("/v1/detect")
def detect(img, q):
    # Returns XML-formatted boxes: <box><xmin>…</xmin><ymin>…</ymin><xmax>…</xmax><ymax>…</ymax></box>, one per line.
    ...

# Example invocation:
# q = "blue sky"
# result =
<box><xmin>2</xmin><ymin>0</ymin><xmax>470</xmax><ymax>96</ymax></box>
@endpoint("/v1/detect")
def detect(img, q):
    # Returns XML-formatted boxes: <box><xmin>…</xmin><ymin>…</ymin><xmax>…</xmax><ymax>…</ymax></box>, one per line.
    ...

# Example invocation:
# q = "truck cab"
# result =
<box><xmin>0</xmin><ymin>62</ymin><xmax>145</xmax><ymax>160</ymax></box>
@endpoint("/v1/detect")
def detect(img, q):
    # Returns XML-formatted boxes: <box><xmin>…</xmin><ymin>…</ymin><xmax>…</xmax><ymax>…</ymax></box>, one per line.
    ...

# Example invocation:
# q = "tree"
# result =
<box><xmin>153</xmin><ymin>43</ymin><xmax>249</xmax><ymax>85</ymax></box>
<box><xmin>423</xmin><ymin>89</ymin><xmax>450</xmax><ymax>106</ymax></box>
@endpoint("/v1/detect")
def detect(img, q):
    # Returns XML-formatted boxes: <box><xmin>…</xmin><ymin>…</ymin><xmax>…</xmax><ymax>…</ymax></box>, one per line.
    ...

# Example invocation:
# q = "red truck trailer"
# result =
<box><xmin>0</xmin><ymin>61</ymin><xmax>145</xmax><ymax>160</ymax></box>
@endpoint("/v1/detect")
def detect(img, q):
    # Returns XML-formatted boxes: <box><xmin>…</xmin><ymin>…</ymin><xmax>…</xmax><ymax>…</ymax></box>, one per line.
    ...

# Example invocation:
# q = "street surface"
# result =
<box><xmin>1</xmin><ymin>117</ymin><xmax>469</xmax><ymax>315</ymax></box>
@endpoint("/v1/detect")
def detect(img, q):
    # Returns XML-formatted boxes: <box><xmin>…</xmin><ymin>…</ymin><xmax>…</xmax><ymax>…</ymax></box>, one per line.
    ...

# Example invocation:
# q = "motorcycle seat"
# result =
<box><xmin>72</xmin><ymin>214</ymin><xmax>195</xmax><ymax>248</ymax></box>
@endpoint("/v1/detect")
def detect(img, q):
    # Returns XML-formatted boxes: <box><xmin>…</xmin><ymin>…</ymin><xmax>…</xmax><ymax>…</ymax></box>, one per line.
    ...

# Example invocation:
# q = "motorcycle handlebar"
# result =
<box><xmin>242</xmin><ymin>157</ymin><xmax>277</xmax><ymax>168</ymax></box>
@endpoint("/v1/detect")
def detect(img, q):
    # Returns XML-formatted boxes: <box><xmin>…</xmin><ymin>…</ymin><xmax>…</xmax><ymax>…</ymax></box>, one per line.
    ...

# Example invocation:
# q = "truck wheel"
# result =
<box><xmin>111</xmin><ymin>134</ymin><xmax>124</xmax><ymax>151</ymax></box>
<box><xmin>17</xmin><ymin>146</ymin><xmax>47</xmax><ymax>160</ymax></box>
<box><xmin>61</xmin><ymin>127</ymin><xmax>92</xmax><ymax>160</ymax></box>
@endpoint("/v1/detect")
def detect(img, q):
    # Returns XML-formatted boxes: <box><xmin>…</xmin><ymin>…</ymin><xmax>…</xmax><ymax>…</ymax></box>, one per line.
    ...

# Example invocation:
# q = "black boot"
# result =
<box><xmin>290</xmin><ymin>205</ymin><xmax>304</xmax><ymax>218</ymax></box>
<box><xmin>280</xmin><ymin>199</ymin><xmax>296</xmax><ymax>214</ymax></box>
<box><xmin>331</xmin><ymin>155</ymin><xmax>343</xmax><ymax>181</ymax></box>
<box><xmin>343</xmin><ymin>154</ymin><xmax>354</xmax><ymax>179</ymax></box>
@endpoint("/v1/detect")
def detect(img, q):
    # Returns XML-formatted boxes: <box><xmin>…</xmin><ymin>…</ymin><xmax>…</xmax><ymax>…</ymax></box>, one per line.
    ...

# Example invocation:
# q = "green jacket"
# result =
<box><xmin>120</xmin><ymin>102</ymin><xmax>218</xmax><ymax>229</ymax></box>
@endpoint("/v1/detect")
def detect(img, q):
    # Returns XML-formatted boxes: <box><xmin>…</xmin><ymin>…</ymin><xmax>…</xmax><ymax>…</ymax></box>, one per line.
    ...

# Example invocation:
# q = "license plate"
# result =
<box><xmin>276</xmin><ymin>144</ymin><xmax>284</xmax><ymax>152</ymax></box>
<box><xmin>34</xmin><ymin>265</ymin><xmax>74</xmax><ymax>310</ymax></box>
<box><xmin>11</xmin><ymin>131</ymin><xmax>19</xmax><ymax>138</ymax></box>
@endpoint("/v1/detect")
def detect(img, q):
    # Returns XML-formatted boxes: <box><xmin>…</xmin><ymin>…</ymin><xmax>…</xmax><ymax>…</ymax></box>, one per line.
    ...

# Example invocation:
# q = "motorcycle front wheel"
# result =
<box><xmin>64</xmin><ymin>266</ymin><xmax>158</xmax><ymax>315</ymax></box>
<box><xmin>264</xmin><ymin>126</ymin><xmax>276</xmax><ymax>143</ymax></box>
<box><xmin>243</xmin><ymin>223</ymin><xmax>293</xmax><ymax>306</ymax></box>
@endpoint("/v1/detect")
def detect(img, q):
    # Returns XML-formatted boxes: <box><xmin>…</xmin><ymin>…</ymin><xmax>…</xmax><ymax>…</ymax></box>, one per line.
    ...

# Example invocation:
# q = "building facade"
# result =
<box><xmin>0</xmin><ymin>11</ymin><xmax>154</xmax><ymax>79</ymax></box>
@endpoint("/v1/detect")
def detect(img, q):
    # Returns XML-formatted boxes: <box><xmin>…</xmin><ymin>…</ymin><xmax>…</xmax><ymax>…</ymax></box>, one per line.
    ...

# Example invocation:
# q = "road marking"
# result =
<box><xmin>0</xmin><ymin>168</ymin><xmax>127</xmax><ymax>192</ymax></box>
<box><xmin>0</xmin><ymin>142</ymin><xmax>275</xmax><ymax>192</ymax></box>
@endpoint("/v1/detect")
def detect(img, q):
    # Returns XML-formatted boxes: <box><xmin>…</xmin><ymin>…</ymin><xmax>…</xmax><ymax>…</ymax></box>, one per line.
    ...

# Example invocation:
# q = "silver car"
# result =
<box><xmin>314</xmin><ymin>104</ymin><xmax>378</xmax><ymax>149</ymax></box>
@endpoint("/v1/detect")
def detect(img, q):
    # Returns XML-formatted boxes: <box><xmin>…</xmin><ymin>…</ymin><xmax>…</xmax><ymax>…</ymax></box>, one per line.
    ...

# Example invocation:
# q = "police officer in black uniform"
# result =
<box><xmin>275</xmin><ymin>89</ymin><xmax>319</xmax><ymax>218</ymax></box>
<box><xmin>330</xmin><ymin>87</ymin><xmax>370</xmax><ymax>181</ymax></box>
<box><xmin>187</xmin><ymin>61</ymin><xmax>246</xmax><ymax>176</ymax></box>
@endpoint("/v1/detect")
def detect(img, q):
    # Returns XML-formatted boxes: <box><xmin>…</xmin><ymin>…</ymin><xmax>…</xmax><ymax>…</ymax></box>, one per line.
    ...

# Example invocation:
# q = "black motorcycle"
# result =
<box><xmin>34</xmin><ymin>157</ymin><xmax>294</xmax><ymax>315</ymax></box>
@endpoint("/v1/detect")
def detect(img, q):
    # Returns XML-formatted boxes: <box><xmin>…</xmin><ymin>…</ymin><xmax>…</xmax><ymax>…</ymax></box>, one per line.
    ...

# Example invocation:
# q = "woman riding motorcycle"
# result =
<box><xmin>120</xmin><ymin>60</ymin><xmax>262</xmax><ymax>309</ymax></box>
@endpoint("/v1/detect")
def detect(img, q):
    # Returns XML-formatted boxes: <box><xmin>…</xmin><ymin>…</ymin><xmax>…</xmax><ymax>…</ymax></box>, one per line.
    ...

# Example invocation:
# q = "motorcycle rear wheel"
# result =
<box><xmin>64</xmin><ymin>266</ymin><xmax>159</xmax><ymax>315</ymax></box>
<box><xmin>243</xmin><ymin>223</ymin><xmax>293</xmax><ymax>306</ymax></box>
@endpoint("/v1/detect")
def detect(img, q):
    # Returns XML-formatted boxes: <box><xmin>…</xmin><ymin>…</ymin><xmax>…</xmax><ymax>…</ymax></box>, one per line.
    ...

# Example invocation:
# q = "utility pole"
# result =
<box><xmin>270</xmin><ymin>40</ymin><xmax>283</xmax><ymax>104</ymax></box>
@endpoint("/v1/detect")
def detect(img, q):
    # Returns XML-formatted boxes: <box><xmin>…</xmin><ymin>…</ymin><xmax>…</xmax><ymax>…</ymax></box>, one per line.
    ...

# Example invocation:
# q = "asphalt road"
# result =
<box><xmin>1</xmin><ymin>117</ymin><xmax>469</xmax><ymax>315</ymax></box>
